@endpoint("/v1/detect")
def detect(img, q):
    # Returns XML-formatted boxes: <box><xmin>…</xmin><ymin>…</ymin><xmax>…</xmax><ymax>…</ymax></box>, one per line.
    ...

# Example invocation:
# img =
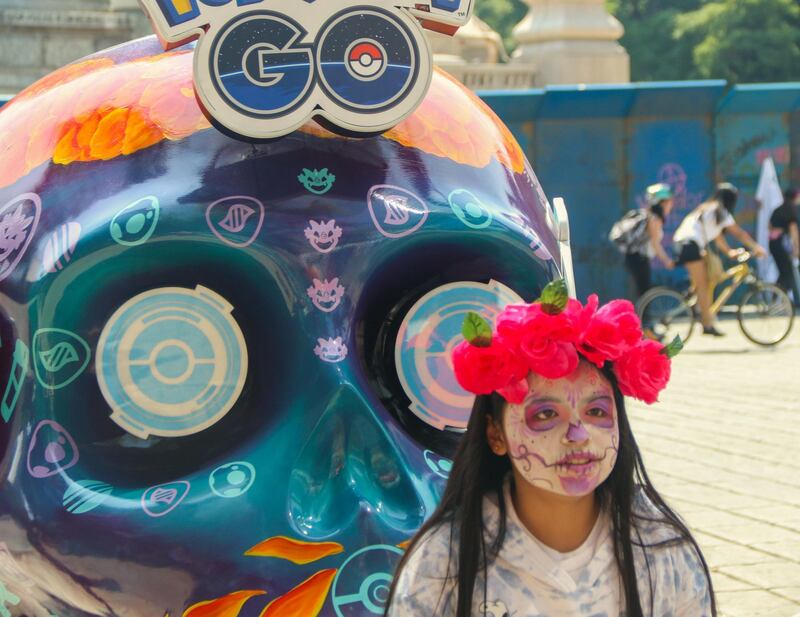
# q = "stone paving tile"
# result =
<box><xmin>626</xmin><ymin>319</ymin><xmax>800</xmax><ymax>616</ymax></box>
<box><xmin>716</xmin><ymin>590</ymin><xmax>800</xmax><ymax>616</ymax></box>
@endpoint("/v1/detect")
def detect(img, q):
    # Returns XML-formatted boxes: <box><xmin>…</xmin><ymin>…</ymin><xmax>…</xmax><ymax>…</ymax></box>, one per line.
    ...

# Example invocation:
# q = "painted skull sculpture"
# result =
<box><xmin>0</xmin><ymin>37</ymin><xmax>563</xmax><ymax>617</ymax></box>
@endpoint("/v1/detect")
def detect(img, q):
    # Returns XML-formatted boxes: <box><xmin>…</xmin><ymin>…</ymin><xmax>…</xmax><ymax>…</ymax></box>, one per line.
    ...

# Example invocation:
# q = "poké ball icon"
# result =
<box><xmin>346</xmin><ymin>40</ymin><xmax>387</xmax><ymax>80</ymax></box>
<box><xmin>0</xmin><ymin>30</ymin><xmax>560</xmax><ymax>617</ymax></box>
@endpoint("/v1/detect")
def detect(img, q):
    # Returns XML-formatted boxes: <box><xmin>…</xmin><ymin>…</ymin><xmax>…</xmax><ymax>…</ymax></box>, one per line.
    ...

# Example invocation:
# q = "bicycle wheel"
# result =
<box><xmin>737</xmin><ymin>283</ymin><xmax>794</xmax><ymax>346</ymax></box>
<box><xmin>636</xmin><ymin>287</ymin><xmax>695</xmax><ymax>345</ymax></box>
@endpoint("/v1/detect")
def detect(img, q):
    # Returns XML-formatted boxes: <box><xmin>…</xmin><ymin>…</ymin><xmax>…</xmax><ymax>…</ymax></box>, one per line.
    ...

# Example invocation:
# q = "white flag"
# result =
<box><xmin>755</xmin><ymin>157</ymin><xmax>783</xmax><ymax>281</ymax></box>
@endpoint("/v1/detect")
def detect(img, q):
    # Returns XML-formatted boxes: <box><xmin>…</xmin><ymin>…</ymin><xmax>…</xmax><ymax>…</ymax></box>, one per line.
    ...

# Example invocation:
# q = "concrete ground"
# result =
<box><xmin>627</xmin><ymin>317</ymin><xmax>800</xmax><ymax>617</ymax></box>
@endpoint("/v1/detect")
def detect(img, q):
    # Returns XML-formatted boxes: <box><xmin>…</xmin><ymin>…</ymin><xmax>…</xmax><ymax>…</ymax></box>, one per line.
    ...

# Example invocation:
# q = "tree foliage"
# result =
<box><xmin>477</xmin><ymin>0</ymin><xmax>800</xmax><ymax>83</ymax></box>
<box><xmin>474</xmin><ymin>0</ymin><xmax>527</xmax><ymax>53</ymax></box>
<box><xmin>609</xmin><ymin>0</ymin><xmax>800</xmax><ymax>83</ymax></box>
<box><xmin>676</xmin><ymin>0</ymin><xmax>800</xmax><ymax>83</ymax></box>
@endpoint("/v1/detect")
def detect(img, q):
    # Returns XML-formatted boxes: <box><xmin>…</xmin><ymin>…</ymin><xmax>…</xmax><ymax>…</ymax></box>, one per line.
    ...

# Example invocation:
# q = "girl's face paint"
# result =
<box><xmin>502</xmin><ymin>363</ymin><xmax>619</xmax><ymax>497</ymax></box>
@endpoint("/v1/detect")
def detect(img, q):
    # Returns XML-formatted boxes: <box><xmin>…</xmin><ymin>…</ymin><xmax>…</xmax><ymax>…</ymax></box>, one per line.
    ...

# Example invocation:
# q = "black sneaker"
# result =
<box><xmin>702</xmin><ymin>326</ymin><xmax>725</xmax><ymax>337</ymax></box>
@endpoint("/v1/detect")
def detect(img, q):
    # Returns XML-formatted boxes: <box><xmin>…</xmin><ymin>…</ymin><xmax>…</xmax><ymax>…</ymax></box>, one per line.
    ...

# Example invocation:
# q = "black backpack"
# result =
<box><xmin>609</xmin><ymin>209</ymin><xmax>649</xmax><ymax>254</ymax></box>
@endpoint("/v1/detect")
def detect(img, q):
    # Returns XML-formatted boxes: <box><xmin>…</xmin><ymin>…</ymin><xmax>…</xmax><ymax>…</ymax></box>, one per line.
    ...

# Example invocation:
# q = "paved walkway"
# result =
<box><xmin>627</xmin><ymin>318</ymin><xmax>800</xmax><ymax>617</ymax></box>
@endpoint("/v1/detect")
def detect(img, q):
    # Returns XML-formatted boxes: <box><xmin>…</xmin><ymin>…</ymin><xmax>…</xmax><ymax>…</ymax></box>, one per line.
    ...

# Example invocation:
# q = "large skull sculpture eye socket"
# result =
<box><xmin>357</xmin><ymin>236</ymin><xmax>553</xmax><ymax>455</ymax></box>
<box><xmin>33</xmin><ymin>236</ymin><xmax>299</xmax><ymax>487</ymax></box>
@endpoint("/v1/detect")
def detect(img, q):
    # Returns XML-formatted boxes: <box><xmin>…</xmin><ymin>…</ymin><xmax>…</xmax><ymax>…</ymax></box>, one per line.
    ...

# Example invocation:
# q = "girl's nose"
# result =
<box><xmin>563</xmin><ymin>421</ymin><xmax>590</xmax><ymax>444</ymax></box>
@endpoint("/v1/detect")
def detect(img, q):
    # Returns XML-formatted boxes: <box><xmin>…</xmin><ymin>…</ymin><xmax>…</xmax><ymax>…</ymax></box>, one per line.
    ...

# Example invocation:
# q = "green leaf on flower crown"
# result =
<box><xmin>538</xmin><ymin>279</ymin><xmax>568</xmax><ymax>315</ymax></box>
<box><xmin>462</xmin><ymin>312</ymin><xmax>492</xmax><ymax>347</ymax></box>
<box><xmin>661</xmin><ymin>336</ymin><xmax>683</xmax><ymax>359</ymax></box>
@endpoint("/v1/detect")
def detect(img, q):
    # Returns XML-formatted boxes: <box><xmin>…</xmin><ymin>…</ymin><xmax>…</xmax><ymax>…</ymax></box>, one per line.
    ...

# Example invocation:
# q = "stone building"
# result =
<box><xmin>0</xmin><ymin>0</ymin><xmax>149</xmax><ymax>93</ymax></box>
<box><xmin>0</xmin><ymin>0</ymin><xmax>629</xmax><ymax>95</ymax></box>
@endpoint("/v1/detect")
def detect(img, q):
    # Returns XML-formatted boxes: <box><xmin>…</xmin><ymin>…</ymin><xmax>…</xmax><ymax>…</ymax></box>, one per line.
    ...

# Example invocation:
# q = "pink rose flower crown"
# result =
<box><xmin>452</xmin><ymin>279</ymin><xmax>683</xmax><ymax>405</ymax></box>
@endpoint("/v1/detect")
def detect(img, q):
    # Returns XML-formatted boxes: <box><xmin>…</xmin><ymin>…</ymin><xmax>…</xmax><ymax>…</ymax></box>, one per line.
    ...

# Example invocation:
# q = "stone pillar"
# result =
<box><xmin>511</xmin><ymin>0</ymin><xmax>629</xmax><ymax>86</ymax></box>
<box><xmin>109</xmin><ymin>0</ymin><xmax>152</xmax><ymax>38</ymax></box>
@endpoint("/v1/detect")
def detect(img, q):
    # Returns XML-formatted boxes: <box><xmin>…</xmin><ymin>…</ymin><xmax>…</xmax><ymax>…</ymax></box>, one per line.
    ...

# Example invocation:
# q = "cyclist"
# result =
<box><xmin>623</xmin><ymin>183</ymin><xmax>676</xmax><ymax>300</ymax></box>
<box><xmin>768</xmin><ymin>188</ymin><xmax>799</xmax><ymax>299</ymax></box>
<box><xmin>673</xmin><ymin>183</ymin><xmax>766</xmax><ymax>337</ymax></box>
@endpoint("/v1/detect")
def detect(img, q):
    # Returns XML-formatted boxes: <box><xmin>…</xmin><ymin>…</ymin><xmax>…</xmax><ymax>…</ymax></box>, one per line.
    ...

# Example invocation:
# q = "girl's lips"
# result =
<box><xmin>555</xmin><ymin>451</ymin><xmax>604</xmax><ymax>476</ymax></box>
<box><xmin>557</xmin><ymin>460</ymin><xmax>599</xmax><ymax>476</ymax></box>
<box><xmin>556</xmin><ymin>451</ymin><xmax>602</xmax><ymax>466</ymax></box>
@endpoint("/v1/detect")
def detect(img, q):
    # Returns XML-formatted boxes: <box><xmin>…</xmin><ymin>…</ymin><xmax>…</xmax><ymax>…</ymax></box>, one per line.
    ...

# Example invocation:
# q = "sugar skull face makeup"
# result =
<box><xmin>502</xmin><ymin>362</ymin><xmax>619</xmax><ymax>497</ymax></box>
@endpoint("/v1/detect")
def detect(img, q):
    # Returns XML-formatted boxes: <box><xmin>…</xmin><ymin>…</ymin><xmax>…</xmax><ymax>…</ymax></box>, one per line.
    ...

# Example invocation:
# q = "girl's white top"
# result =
<box><xmin>674</xmin><ymin>204</ymin><xmax>735</xmax><ymax>248</ymax></box>
<box><xmin>388</xmin><ymin>483</ymin><xmax>712</xmax><ymax>617</ymax></box>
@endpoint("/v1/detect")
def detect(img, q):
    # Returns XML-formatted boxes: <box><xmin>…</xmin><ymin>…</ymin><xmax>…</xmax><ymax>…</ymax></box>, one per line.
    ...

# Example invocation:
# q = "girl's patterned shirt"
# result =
<box><xmin>388</xmin><ymin>484</ymin><xmax>712</xmax><ymax>617</ymax></box>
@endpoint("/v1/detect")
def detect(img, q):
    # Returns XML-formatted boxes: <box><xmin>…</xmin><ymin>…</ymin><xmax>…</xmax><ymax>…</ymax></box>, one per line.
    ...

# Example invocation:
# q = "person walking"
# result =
<box><xmin>610</xmin><ymin>183</ymin><xmax>675</xmax><ymax>301</ymax></box>
<box><xmin>673</xmin><ymin>183</ymin><xmax>766</xmax><ymax>337</ymax></box>
<box><xmin>768</xmin><ymin>188</ymin><xmax>800</xmax><ymax>300</ymax></box>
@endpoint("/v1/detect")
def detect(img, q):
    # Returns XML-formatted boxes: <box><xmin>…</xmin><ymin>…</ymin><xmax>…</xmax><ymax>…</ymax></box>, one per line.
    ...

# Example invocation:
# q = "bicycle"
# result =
<box><xmin>636</xmin><ymin>251</ymin><xmax>794</xmax><ymax>346</ymax></box>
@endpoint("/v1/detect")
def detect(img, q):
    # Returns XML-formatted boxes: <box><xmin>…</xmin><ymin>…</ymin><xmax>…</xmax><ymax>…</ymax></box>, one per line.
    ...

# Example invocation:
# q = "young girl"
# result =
<box><xmin>385</xmin><ymin>282</ymin><xmax>715</xmax><ymax>617</ymax></box>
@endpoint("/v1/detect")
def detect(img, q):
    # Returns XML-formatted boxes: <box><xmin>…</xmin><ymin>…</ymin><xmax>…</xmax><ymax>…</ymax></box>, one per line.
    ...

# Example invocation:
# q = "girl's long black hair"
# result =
<box><xmin>385</xmin><ymin>364</ymin><xmax>717</xmax><ymax>617</ymax></box>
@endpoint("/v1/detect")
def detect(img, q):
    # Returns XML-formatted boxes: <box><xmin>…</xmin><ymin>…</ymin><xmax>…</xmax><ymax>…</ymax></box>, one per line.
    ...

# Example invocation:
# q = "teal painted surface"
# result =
<box><xmin>479</xmin><ymin>82</ymin><xmax>800</xmax><ymax>300</ymax></box>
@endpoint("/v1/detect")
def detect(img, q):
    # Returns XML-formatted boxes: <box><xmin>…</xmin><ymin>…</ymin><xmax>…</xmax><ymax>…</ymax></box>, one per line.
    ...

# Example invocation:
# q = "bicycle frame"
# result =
<box><xmin>708</xmin><ymin>260</ymin><xmax>753</xmax><ymax>316</ymax></box>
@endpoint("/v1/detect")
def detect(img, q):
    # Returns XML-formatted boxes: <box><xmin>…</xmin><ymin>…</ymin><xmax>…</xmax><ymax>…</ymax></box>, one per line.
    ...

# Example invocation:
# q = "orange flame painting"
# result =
<box><xmin>260</xmin><ymin>569</ymin><xmax>337</xmax><ymax>617</ymax></box>
<box><xmin>182</xmin><ymin>590</ymin><xmax>266</xmax><ymax>617</ymax></box>
<box><xmin>245</xmin><ymin>536</ymin><xmax>344</xmax><ymax>564</ymax></box>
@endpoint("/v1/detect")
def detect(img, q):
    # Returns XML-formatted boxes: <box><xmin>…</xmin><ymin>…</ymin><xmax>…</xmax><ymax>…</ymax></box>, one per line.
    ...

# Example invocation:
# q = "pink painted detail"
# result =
<box><xmin>205</xmin><ymin>196</ymin><xmax>265</xmax><ymax>248</ymax></box>
<box><xmin>307</xmin><ymin>278</ymin><xmax>345</xmax><ymax>313</ymax></box>
<box><xmin>367</xmin><ymin>185</ymin><xmax>429</xmax><ymax>238</ymax></box>
<box><xmin>559</xmin><ymin>472</ymin><xmax>601</xmax><ymax>495</ymax></box>
<box><xmin>142</xmin><ymin>481</ymin><xmax>191</xmax><ymax>518</ymax></box>
<box><xmin>314</xmin><ymin>337</ymin><xmax>348</xmax><ymax>363</ymax></box>
<box><xmin>27</xmin><ymin>420</ymin><xmax>79</xmax><ymax>479</ymax></box>
<box><xmin>0</xmin><ymin>193</ymin><xmax>41</xmax><ymax>283</ymax></box>
<box><xmin>756</xmin><ymin>146</ymin><xmax>790</xmax><ymax>166</ymax></box>
<box><xmin>42</xmin><ymin>222</ymin><xmax>81</xmax><ymax>274</ymax></box>
<box><xmin>565</xmin><ymin>421</ymin><xmax>590</xmax><ymax>443</ymax></box>
<box><xmin>44</xmin><ymin>439</ymin><xmax>66</xmax><ymax>464</ymax></box>
<box><xmin>304</xmin><ymin>220</ymin><xmax>342</xmax><ymax>254</ymax></box>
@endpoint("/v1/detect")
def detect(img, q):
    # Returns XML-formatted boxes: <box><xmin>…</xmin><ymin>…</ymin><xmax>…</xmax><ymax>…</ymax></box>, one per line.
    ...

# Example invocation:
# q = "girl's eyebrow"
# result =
<box><xmin>524</xmin><ymin>395</ymin><xmax>562</xmax><ymax>405</ymax></box>
<box><xmin>582</xmin><ymin>394</ymin><xmax>613</xmax><ymax>405</ymax></box>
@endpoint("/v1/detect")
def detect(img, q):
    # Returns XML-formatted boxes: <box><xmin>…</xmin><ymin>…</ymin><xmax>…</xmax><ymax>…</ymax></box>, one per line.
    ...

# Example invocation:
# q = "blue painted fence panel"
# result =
<box><xmin>480</xmin><ymin>82</ymin><xmax>800</xmax><ymax>301</ymax></box>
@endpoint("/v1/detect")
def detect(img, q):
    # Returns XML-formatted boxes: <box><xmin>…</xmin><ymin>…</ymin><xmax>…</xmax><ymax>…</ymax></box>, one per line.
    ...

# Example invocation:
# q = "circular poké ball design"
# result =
<box><xmin>346</xmin><ymin>40</ymin><xmax>387</xmax><ymax>81</ymax></box>
<box><xmin>394</xmin><ymin>280</ymin><xmax>524</xmax><ymax>431</ymax></box>
<box><xmin>331</xmin><ymin>544</ymin><xmax>404</xmax><ymax>616</ymax></box>
<box><xmin>96</xmin><ymin>285</ymin><xmax>248</xmax><ymax>439</ymax></box>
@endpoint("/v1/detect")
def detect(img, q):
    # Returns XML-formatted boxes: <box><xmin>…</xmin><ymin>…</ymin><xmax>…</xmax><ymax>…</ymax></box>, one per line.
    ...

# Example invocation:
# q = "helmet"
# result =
<box><xmin>714</xmin><ymin>182</ymin><xmax>739</xmax><ymax>213</ymax></box>
<box><xmin>645</xmin><ymin>183</ymin><xmax>673</xmax><ymax>206</ymax></box>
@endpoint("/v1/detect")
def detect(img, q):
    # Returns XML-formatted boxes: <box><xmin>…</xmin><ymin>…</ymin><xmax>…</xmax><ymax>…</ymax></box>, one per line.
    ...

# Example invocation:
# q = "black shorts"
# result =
<box><xmin>675</xmin><ymin>240</ymin><xmax>702</xmax><ymax>265</ymax></box>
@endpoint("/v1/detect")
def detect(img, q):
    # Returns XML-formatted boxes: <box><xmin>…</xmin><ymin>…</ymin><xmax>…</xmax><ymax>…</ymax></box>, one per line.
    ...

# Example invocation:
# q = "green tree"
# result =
<box><xmin>474</xmin><ymin>0</ymin><xmax>527</xmax><ymax>54</ymax></box>
<box><xmin>676</xmin><ymin>0</ymin><xmax>800</xmax><ymax>83</ymax></box>
<box><xmin>617</xmin><ymin>10</ymin><xmax>699</xmax><ymax>81</ymax></box>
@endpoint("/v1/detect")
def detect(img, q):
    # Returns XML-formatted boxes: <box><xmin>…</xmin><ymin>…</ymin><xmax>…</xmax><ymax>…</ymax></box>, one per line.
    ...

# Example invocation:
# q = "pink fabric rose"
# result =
<box><xmin>497</xmin><ymin>377</ymin><xmax>530</xmax><ymax>404</ymax></box>
<box><xmin>452</xmin><ymin>339</ymin><xmax>528</xmax><ymax>397</ymax></box>
<box><xmin>578</xmin><ymin>299</ymin><xmax>642</xmax><ymax>366</ymax></box>
<box><xmin>496</xmin><ymin>297</ymin><xmax>589</xmax><ymax>379</ymax></box>
<box><xmin>525</xmin><ymin>339</ymin><xmax>579</xmax><ymax>379</ymax></box>
<box><xmin>614</xmin><ymin>339</ymin><xmax>671</xmax><ymax>404</ymax></box>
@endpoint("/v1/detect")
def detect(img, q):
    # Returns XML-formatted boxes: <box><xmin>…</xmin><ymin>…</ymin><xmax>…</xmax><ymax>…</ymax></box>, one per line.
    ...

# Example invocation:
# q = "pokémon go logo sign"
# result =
<box><xmin>138</xmin><ymin>0</ymin><xmax>472</xmax><ymax>140</ymax></box>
